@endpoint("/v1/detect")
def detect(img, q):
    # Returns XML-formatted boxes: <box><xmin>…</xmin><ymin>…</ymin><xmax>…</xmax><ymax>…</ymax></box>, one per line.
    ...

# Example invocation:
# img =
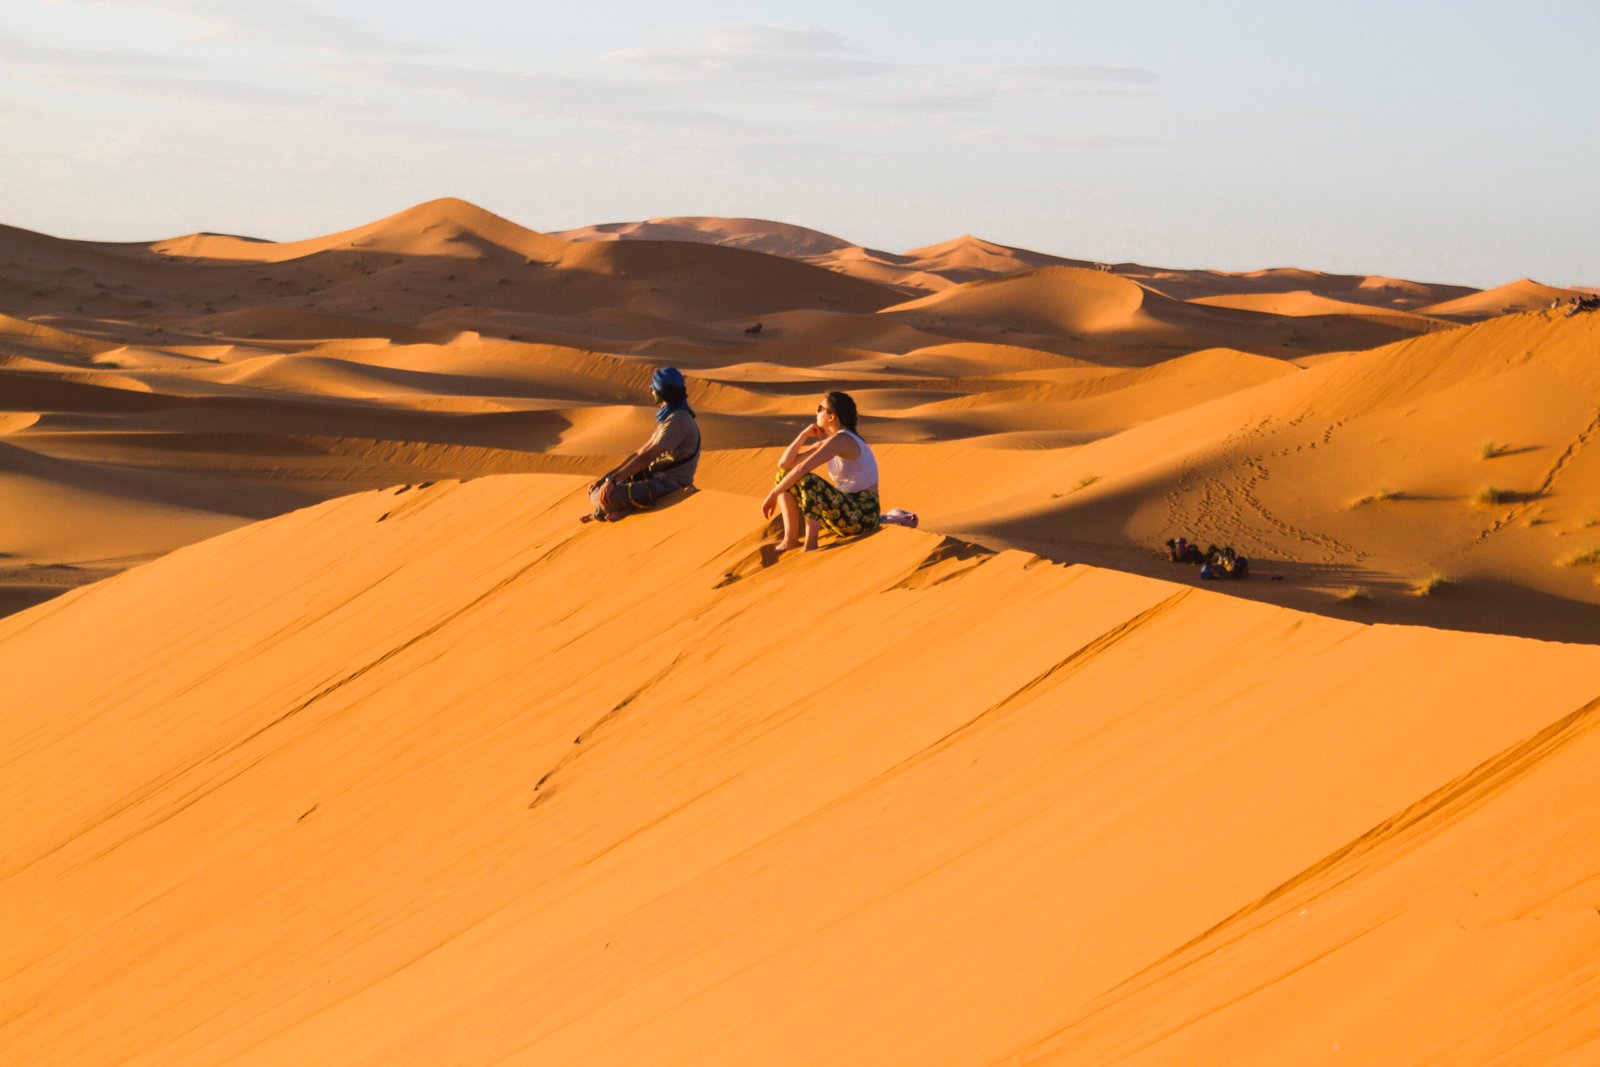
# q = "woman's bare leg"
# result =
<box><xmin>803</xmin><ymin>515</ymin><xmax>821</xmax><ymax>551</ymax></box>
<box><xmin>776</xmin><ymin>486</ymin><xmax>802</xmax><ymax>549</ymax></box>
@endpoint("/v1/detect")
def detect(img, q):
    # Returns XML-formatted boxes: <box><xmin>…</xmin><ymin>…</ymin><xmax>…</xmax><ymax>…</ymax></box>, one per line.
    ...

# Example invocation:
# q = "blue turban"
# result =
<box><xmin>651</xmin><ymin>366</ymin><xmax>693</xmax><ymax>421</ymax></box>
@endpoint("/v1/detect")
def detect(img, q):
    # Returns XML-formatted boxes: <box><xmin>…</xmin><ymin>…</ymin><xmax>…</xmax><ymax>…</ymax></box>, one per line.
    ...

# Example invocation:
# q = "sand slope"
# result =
<box><xmin>3</xmin><ymin>475</ymin><xmax>1600</xmax><ymax>1065</ymax></box>
<box><xmin>930</xmin><ymin>310</ymin><xmax>1600</xmax><ymax>640</ymax></box>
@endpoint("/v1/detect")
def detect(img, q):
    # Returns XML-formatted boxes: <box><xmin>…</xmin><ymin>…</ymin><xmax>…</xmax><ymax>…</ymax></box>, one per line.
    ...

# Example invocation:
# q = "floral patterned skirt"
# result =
<box><xmin>778</xmin><ymin>468</ymin><xmax>881</xmax><ymax>537</ymax></box>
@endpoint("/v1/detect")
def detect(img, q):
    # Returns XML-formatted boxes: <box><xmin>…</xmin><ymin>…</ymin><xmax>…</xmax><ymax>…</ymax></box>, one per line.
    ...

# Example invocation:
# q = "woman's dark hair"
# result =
<box><xmin>823</xmin><ymin>390</ymin><xmax>859</xmax><ymax>433</ymax></box>
<box><xmin>654</xmin><ymin>384</ymin><xmax>689</xmax><ymax>410</ymax></box>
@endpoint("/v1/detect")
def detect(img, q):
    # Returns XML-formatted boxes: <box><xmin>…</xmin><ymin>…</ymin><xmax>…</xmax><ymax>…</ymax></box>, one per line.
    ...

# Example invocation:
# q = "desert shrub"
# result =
<box><xmin>1474</xmin><ymin>486</ymin><xmax>1508</xmax><ymax>507</ymax></box>
<box><xmin>1412</xmin><ymin>573</ymin><xmax>1451</xmax><ymax>597</ymax></box>
<box><xmin>1352</xmin><ymin>485</ymin><xmax>1399</xmax><ymax>507</ymax></box>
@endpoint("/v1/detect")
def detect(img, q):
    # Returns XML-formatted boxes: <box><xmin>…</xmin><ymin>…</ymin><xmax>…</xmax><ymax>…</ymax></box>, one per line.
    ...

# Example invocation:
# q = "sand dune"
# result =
<box><xmin>885</xmin><ymin>265</ymin><xmax>1153</xmax><ymax>336</ymax></box>
<box><xmin>550</xmin><ymin>218</ymin><xmax>1089</xmax><ymax>294</ymax></box>
<box><xmin>1187</xmin><ymin>288</ymin><xmax>1450</xmax><ymax>324</ymax></box>
<box><xmin>5</xmin><ymin>196</ymin><xmax>1600</xmax><ymax>1062</ymax></box>
<box><xmin>896</xmin><ymin>233</ymin><xmax>1095</xmax><ymax>283</ymax></box>
<box><xmin>552</xmin><ymin>215</ymin><xmax>866</xmax><ymax>259</ymax></box>
<box><xmin>556</xmin><ymin>237</ymin><xmax>901</xmax><ymax>320</ymax></box>
<box><xmin>549</xmin><ymin>217</ymin><xmax>1490</xmax><ymax>319</ymax></box>
<box><xmin>147</xmin><ymin>197</ymin><xmax>571</xmax><ymax>265</ymax></box>
<box><xmin>878</xmin><ymin>264</ymin><xmax>1445</xmax><ymax>358</ymax></box>
<box><xmin>1418</xmin><ymin>277</ymin><xmax>1583</xmax><ymax>319</ymax></box>
<box><xmin>4</xmin><ymin>475</ymin><xmax>1600</xmax><ymax>1065</ymax></box>
<box><xmin>1114</xmin><ymin>266</ymin><xmax>1479</xmax><ymax>314</ymax></box>
<box><xmin>927</xmin><ymin>310</ymin><xmax>1600</xmax><ymax>641</ymax></box>
<box><xmin>0</xmin><ymin>311</ymin><xmax>118</xmax><ymax>357</ymax></box>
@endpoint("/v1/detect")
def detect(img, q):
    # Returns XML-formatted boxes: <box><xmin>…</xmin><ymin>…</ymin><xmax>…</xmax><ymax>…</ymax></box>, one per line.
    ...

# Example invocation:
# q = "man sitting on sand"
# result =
<box><xmin>761</xmin><ymin>391</ymin><xmax>880</xmax><ymax>552</ymax></box>
<box><xmin>587</xmin><ymin>367</ymin><xmax>700</xmax><ymax>522</ymax></box>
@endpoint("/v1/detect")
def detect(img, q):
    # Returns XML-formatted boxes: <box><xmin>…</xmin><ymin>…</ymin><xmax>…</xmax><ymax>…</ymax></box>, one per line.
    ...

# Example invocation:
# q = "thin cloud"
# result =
<box><xmin>74</xmin><ymin>127</ymin><xmax>155</xmax><ymax>167</ymax></box>
<box><xmin>61</xmin><ymin>0</ymin><xmax>442</xmax><ymax>57</ymax></box>
<box><xmin>1279</xmin><ymin>106</ymin><xmax>1360</xmax><ymax>122</ymax></box>
<box><xmin>597</xmin><ymin>24</ymin><xmax>1157</xmax><ymax>117</ymax></box>
<box><xmin>787</xmin><ymin>70</ymin><xmax>1160</xmax><ymax>120</ymax></box>
<box><xmin>25</xmin><ymin>67</ymin><xmax>323</xmax><ymax>108</ymax></box>
<box><xmin>601</xmin><ymin>22</ymin><xmax>897</xmax><ymax>83</ymax></box>
<box><xmin>954</xmin><ymin>129</ymin><xmax>1168</xmax><ymax>149</ymax></box>
<box><xmin>666</xmin><ymin>24</ymin><xmax>858</xmax><ymax>55</ymax></box>
<box><xmin>325</xmin><ymin>60</ymin><xmax>763</xmax><ymax>135</ymax></box>
<box><xmin>0</xmin><ymin>31</ymin><xmax>200</xmax><ymax>71</ymax></box>
<box><xmin>979</xmin><ymin>63</ymin><xmax>1160</xmax><ymax>87</ymax></box>
<box><xmin>0</xmin><ymin>31</ymin><xmax>309</xmax><ymax>107</ymax></box>
<box><xmin>819</xmin><ymin>84</ymin><xmax>995</xmax><ymax>114</ymax></box>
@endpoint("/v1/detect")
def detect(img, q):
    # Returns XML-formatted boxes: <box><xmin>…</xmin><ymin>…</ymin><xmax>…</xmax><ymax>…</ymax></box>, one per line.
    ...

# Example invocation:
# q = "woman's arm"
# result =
<box><xmin>777</xmin><ymin>424</ymin><xmax>824</xmax><ymax>470</ymax></box>
<box><xmin>761</xmin><ymin>433</ymin><xmax>846</xmax><ymax>517</ymax></box>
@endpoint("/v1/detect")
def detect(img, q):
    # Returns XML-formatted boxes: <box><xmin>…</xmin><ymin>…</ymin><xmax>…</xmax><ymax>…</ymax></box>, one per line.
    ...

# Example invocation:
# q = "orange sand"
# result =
<box><xmin>3</xmin><ymin>199</ymin><xmax>1600</xmax><ymax>1063</ymax></box>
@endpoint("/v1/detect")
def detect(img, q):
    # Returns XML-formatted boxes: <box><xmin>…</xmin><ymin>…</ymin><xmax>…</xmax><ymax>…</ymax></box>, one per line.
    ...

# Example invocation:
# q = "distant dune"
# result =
<box><xmin>1418</xmin><ymin>277</ymin><xmax>1584</xmax><ymax>319</ymax></box>
<box><xmin>552</xmin><ymin>215</ymin><xmax>866</xmax><ymax>259</ymax></box>
<box><xmin>3</xmin><ymin>198</ymin><xmax>1600</xmax><ymax>1063</ymax></box>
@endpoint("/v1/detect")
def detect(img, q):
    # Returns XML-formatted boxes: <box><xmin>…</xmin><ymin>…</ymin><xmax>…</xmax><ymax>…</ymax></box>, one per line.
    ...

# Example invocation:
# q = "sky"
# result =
<box><xmin>2</xmin><ymin>0</ymin><xmax>1596</xmax><ymax>288</ymax></box>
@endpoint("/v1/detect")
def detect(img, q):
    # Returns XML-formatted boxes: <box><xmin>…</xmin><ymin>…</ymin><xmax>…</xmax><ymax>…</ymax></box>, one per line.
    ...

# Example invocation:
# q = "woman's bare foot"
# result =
<box><xmin>774</xmin><ymin>539</ymin><xmax>802</xmax><ymax>552</ymax></box>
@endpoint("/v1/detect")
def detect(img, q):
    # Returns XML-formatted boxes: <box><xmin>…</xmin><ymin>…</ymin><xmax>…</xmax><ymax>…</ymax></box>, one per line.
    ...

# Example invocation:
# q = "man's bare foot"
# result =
<box><xmin>602</xmin><ymin>510</ymin><xmax>628</xmax><ymax>523</ymax></box>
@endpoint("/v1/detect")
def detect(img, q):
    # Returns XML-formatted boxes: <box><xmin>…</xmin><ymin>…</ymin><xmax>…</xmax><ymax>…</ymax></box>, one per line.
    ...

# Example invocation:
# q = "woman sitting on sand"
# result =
<box><xmin>761</xmin><ymin>391</ymin><xmax>880</xmax><ymax>551</ymax></box>
<box><xmin>587</xmin><ymin>367</ymin><xmax>700</xmax><ymax>521</ymax></box>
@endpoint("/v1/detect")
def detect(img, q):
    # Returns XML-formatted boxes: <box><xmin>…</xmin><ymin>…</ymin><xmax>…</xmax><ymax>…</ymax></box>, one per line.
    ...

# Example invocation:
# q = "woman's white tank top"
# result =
<box><xmin>827</xmin><ymin>430</ymin><xmax>878</xmax><ymax>492</ymax></box>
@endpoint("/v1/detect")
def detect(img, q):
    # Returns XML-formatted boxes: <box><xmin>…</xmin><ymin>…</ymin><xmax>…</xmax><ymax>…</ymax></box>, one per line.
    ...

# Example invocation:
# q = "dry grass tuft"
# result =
<box><xmin>1479</xmin><ymin>439</ymin><xmax>1506</xmax><ymax>460</ymax></box>
<box><xmin>1334</xmin><ymin>585</ymin><xmax>1370</xmax><ymax>602</ymax></box>
<box><xmin>1473</xmin><ymin>485</ymin><xmax>1509</xmax><ymax>507</ymax></box>
<box><xmin>1412</xmin><ymin>573</ymin><xmax>1451</xmax><ymax>597</ymax></box>
<box><xmin>1352</xmin><ymin>485</ymin><xmax>1399</xmax><ymax>507</ymax></box>
<box><xmin>1075</xmin><ymin>474</ymin><xmax>1099</xmax><ymax>491</ymax></box>
<box><xmin>1560</xmin><ymin>547</ymin><xmax>1600</xmax><ymax>568</ymax></box>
